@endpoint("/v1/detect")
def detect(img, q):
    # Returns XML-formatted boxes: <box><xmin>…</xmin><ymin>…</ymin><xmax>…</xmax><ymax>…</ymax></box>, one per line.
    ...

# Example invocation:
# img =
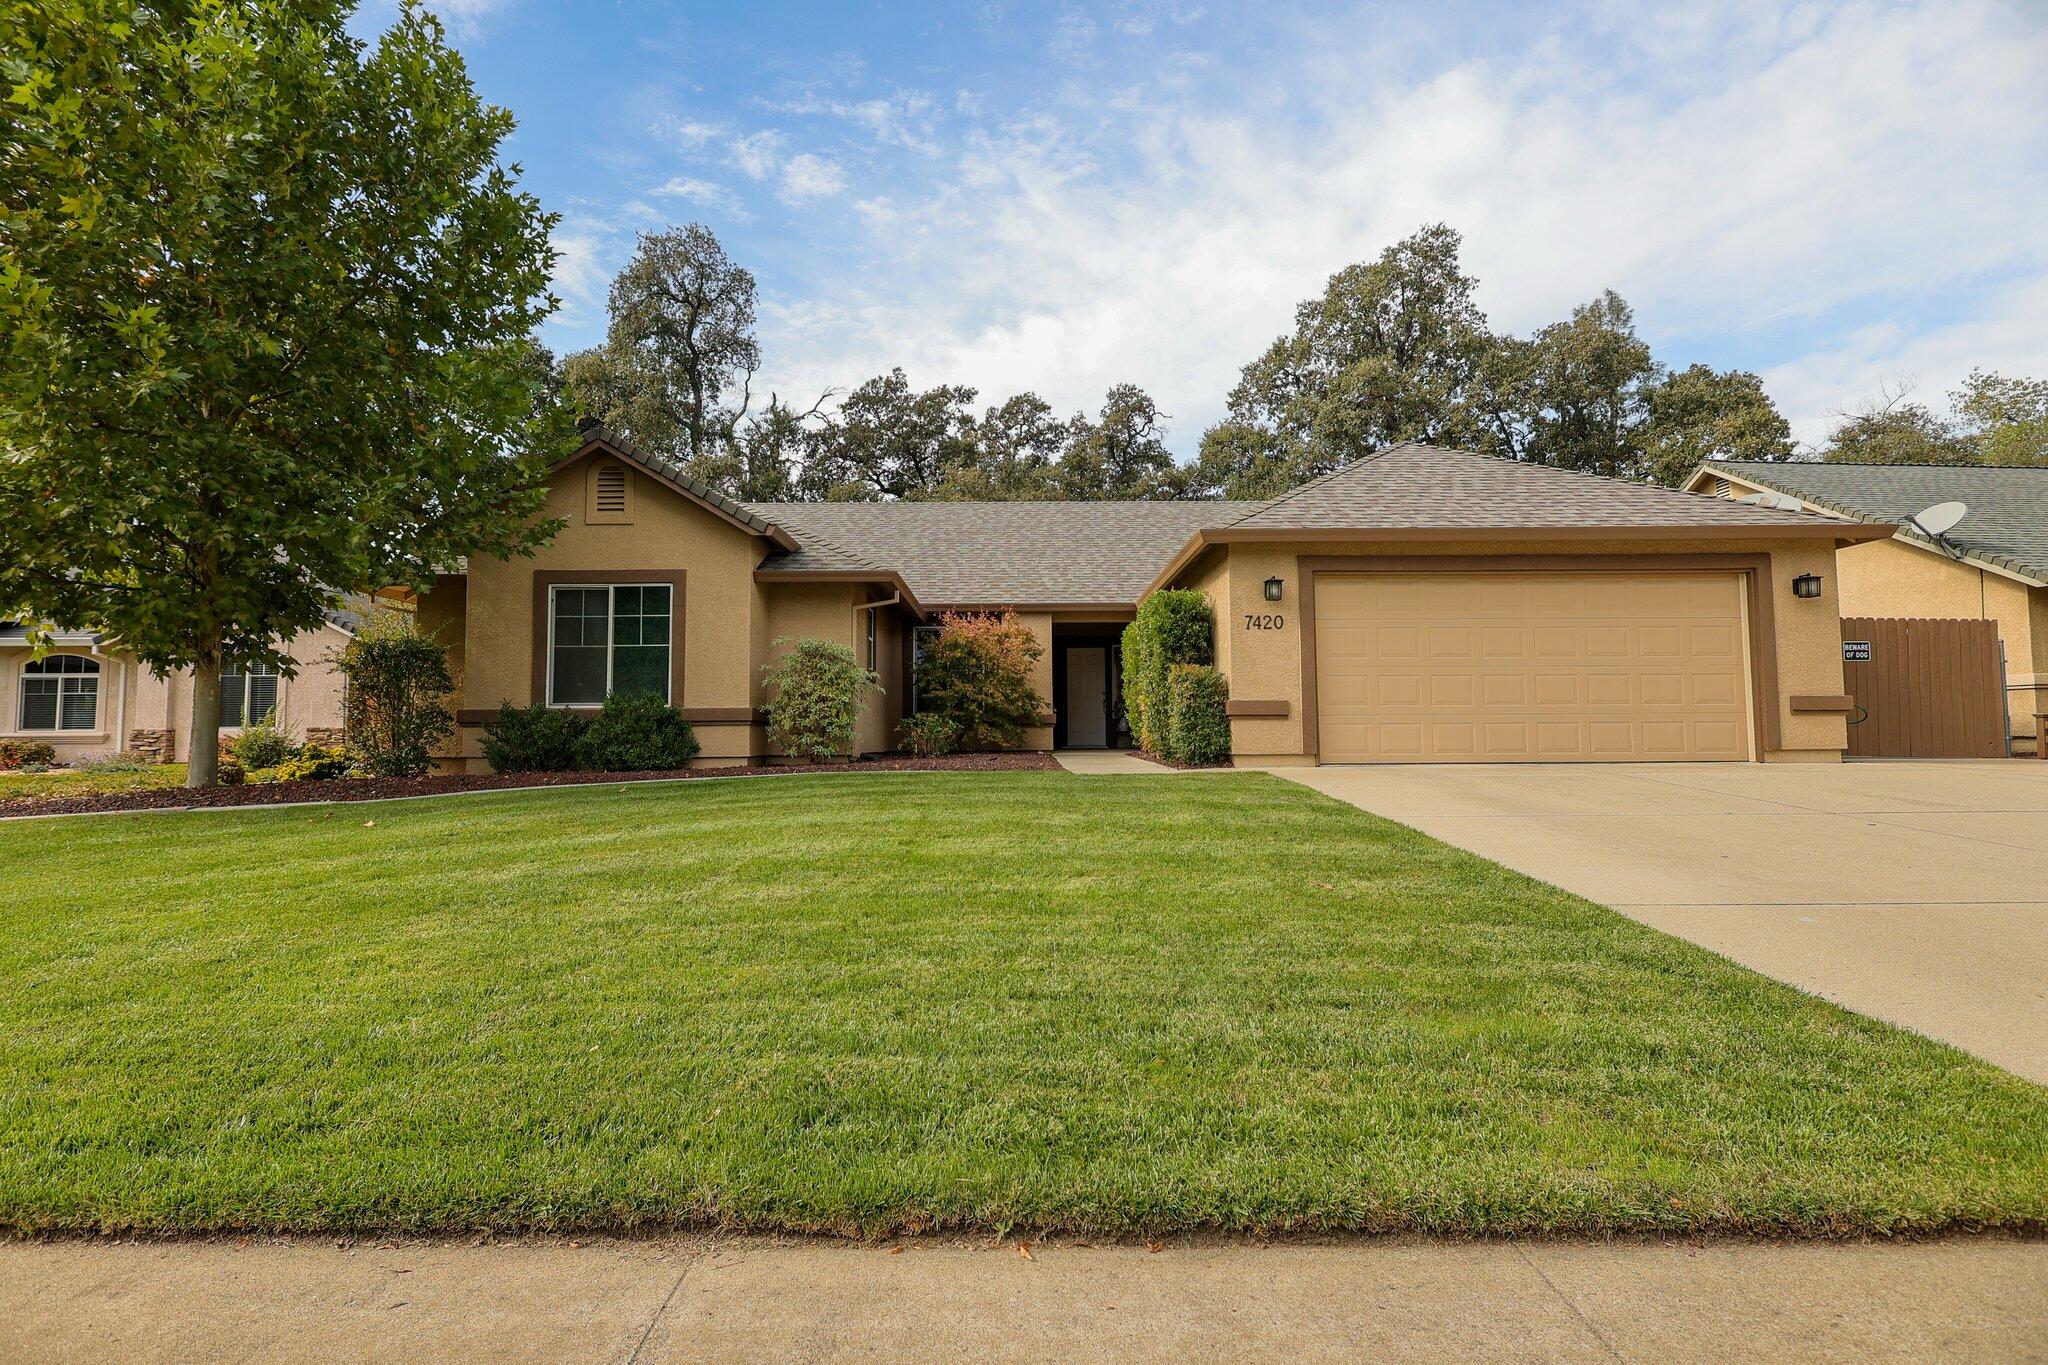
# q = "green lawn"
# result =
<box><xmin>1</xmin><ymin>771</ymin><xmax>2042</xmax><ymax>1237</ymax></box>
<box><xmin>0</xmin><ymin>762</ymin><xmax>185</xmax><ymax>802</ymax></box>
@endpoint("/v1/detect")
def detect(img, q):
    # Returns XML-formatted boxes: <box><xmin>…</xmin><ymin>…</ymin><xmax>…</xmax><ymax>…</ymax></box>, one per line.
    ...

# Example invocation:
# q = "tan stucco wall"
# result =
<box><xmin>1834</xmin><ymin>535</ymin><xmax>2044</xmax><ymax>744</ymax></box>
<box><xmin>431</xmin><ymin>456</ymin><xmax>918</xmax><ymax>767</ymax></box>
<box><xmin>0</xmin><ymin>647</ymin><xmax>134</xmax><ymax>762</ymax></box>
<box><xmin>1</xmin><ymin>622</ymin><xmax>350</xmax><ymax>765</ymax></box>
<box><xmin>1172</xmin><ymin>536</ymin><xmax>1854</xmax><ymax>764</ymax></box>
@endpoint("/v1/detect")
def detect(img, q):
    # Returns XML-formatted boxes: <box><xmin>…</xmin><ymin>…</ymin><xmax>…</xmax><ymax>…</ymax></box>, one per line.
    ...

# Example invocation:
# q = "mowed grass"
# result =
<box><xmin>0</xmin><ymin>762</ymin><xmax>185</xmax><ymax>802</ymax></box>
<box><xmin>1</xmin><ymin>771</ymin><xmax>2043</xmax><ymax>1238</ymax></box>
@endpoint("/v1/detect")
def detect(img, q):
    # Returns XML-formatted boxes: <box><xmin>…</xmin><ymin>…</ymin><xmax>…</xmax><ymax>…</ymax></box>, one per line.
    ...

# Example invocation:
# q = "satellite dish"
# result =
<box><xmin>1910</xmin><ymin>501</ymin><xmax>1968</xmax><ymax>537</ymax></box>
<box><xmin>1735</xmin><ymin>491</ymin><xmax>1804</xmax><ymax>511</ymax></box>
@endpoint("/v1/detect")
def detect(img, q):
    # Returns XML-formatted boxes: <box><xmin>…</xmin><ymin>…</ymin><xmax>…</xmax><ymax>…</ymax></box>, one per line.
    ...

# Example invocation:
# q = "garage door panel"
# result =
<box><xmin>1314</xmin><ymin>571</ymin><xmax>1752</xmax><ymax>764</ymax></box>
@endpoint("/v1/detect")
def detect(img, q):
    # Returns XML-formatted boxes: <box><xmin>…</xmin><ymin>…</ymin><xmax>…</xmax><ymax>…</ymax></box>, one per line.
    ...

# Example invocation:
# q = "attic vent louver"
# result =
<box><xmin>595</xmin><ymin>463</ymin><xmax>628</xmax><ymax>514</ymax></box>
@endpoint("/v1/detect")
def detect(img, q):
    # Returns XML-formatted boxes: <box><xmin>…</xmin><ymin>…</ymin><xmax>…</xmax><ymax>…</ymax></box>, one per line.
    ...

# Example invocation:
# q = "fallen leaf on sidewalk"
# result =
<box><xmin>1146</xmin><ymin>1241</ymin><xmax>1164</xmax><ymax>1254</ymax></box>
<box><xmin>1016</xmin><ymin>1243</ymin><xmax>1033</xmax><ymax>1260</ymax></box>
<box><xmin>887</xmin><ymin>1246</ymin><xmax>904</xmax><ymax>1255</ymax></box>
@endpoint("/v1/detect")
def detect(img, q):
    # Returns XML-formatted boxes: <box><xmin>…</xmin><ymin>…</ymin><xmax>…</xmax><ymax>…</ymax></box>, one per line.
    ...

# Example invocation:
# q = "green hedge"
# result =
<box><xmin>1165</xmin><ymin>664</ymin><xmax>1231</xmax><ymax>766</ymax></box>
<box><xmin>1120</xmin><ymin>589</ymin><xmax>1214</xmax><ymax>753</ymax></box>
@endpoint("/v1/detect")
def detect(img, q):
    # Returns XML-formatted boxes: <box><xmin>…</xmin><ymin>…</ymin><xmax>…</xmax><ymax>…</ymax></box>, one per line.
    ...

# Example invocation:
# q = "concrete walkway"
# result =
<box><xmin>1269</xmin><ymin>760</ymin><xmax>2048</xmax><ymax>1083</ymax></box>
<box><xmin>1054</xmin><ymin>749</ymin><xmax>1178</xmax><ymax>774</ymax></box>
<box><xmin>2</xmin><ymin>1235</ymin><xmax>2042</xmax><ymax>1362</ymax></box>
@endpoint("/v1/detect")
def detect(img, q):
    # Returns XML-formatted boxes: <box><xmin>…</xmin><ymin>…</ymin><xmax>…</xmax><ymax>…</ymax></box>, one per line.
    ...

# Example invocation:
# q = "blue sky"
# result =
<box><xmin>357</xmin><ymin>0</ymin><xmax>2048</xmax><ymax>455</ymax></box>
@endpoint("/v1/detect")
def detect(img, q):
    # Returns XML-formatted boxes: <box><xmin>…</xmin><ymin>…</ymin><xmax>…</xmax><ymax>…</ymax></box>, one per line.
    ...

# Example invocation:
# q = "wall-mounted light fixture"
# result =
<box><xmin>1792</xmin><ymin>573</ymin><xmax>1823</xmax><ymax>599</ymax></box>
<box><xmin>1264</xmin><ymin>576</ymin><xmax>1285</xmax><ymax>602</ymax></box>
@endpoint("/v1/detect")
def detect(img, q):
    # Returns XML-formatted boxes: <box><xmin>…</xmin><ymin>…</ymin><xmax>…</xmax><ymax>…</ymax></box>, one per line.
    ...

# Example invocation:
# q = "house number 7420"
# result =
<box><xmin>1243</xmin><ymin>613</ymin><xmax>1285</xmax><ymax>630</ymax></box>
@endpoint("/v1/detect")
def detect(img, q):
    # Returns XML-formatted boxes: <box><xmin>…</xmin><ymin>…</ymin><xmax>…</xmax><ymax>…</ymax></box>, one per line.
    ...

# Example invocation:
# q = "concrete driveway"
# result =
<box><xmin>1271</xmin><ymin>760</ymin><xmax>2048</xmax><ymax>1084</ymax></box>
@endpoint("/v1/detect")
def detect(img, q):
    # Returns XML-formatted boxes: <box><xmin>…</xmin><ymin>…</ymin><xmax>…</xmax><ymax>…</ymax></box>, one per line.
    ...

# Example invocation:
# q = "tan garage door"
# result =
<box><xmin>1314</xmin><ymin>571</ymin><xmax>1752</xmax><ymax>763</ymax></box>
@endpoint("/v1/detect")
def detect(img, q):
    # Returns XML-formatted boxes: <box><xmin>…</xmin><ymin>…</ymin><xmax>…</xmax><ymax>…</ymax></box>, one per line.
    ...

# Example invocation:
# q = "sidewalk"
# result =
<box><xmin>3</xmin><ymin>1234</ymin><xmax>2042</xmax><ymax>1362</ymax></box>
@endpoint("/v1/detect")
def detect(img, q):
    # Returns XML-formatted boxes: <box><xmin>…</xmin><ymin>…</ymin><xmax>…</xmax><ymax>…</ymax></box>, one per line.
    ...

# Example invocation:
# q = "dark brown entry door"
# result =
<box><xmin>1842</xmin><ymin>617</ymin><xmax>2006</xmax><ymax>758</ymax></box>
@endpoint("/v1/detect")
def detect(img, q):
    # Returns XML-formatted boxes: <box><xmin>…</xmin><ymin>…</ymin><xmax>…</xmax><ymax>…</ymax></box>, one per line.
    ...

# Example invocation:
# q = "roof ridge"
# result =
<box><xmin>1717</xmin><ymin>458</ymin><xmax>2048</xmax><ymax>472</ymax></box>
<box><xmin>1225</xmin><ymin>443</ymin><xmax>1417</xmax><ymax>527</ymax></box>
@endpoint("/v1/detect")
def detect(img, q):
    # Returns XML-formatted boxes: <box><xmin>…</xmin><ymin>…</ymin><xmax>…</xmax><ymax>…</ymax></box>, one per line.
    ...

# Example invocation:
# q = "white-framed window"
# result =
<box><xmin>866</xmin><ymin>609</ymin><xmax>878</xmax><ymax>672</ymax></box>
<box><xmin>548</xmin><ymin>583</ymin><xmax>672</xmax><ymax>705</ymax></box>
<box><xmin>18</xmin><ymin>655</ymin><xmax>100</xmax><ymax>732</ymax></box>
<box><xmin>219</xmin><ymin>663</ymin><xmax>279</xmax><ymax>728</ymax></box>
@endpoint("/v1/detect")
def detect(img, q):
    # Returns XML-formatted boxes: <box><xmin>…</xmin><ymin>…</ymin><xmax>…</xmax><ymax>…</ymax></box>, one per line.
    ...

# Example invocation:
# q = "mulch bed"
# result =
<box><xmin>0</xmin><ymin>752</ymin><xmax>1062</xmax><ymax>819</ymax></box>
<box><xmin>1132</xmin><ymin>750</ymin><xmax>1235</xmax><ymax>771</ymax></box>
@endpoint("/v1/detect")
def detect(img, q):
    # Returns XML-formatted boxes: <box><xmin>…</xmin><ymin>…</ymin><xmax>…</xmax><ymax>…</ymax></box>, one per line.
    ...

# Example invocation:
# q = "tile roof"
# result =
<box><xmin>1705</xmin><ymin>460</ymin><xmax>2048</xmax><ymax>582</ymax></box>
<box><xmin>1229</xmin><ymin>443</ymin><xmax>1851</xmax><ymax>532</ymax></box>
<box><xmin>748</xmin><ymin>500</ymin><xmax>1262</xmax><ymax>606</ymax></box>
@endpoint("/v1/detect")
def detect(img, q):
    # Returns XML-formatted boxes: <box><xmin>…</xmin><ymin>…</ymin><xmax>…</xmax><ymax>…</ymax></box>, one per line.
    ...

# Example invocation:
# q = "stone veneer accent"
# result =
<box><xmin>304</xmin><ymin>727</ymin><xmax>346</xmax><ymax>749</ymax></box>
<box><xmin>127</xmin><ymin>729</ymin><xmax>175</xmax><ymax>763</ymax></box>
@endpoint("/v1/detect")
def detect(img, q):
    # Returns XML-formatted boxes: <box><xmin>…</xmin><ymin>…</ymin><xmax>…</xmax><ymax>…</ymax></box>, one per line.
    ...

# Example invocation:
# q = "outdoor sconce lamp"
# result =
<box><xmin>1264</xmin><ymin>576</ymin><xmax>1285</xmax><ymax>602</ymax></box>
<box><xmin>1792</xmin><ymin>573</ymin><xmax>1823</xmax><ymax>599</ymax></box>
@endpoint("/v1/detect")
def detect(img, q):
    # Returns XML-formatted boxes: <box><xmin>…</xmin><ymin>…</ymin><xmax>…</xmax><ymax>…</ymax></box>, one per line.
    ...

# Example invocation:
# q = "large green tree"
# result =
<box><xmin>1193</xmin><ymin>223</ymin><xmax>1493</xmax><ymax>497</ymax></box>
<box><xmin>0</xmin><ymin>0</ymin><xmax>567</xmax><ymax>785</ymax></box>
<box><xmin>1819</xmin><ymin>387</ymin><xmax>1973</xmax><ymax>465</ymax></box>
<box><xmin>1951</xmin><ymin>369</ymin><xmax>2048</xmax><ymax>467</ymax></box>
<box><xmin>560</xmin><ymin>224</ymin><xmax>762</xmax><ymax>486</ymax></box>
<box><xmin>1055</xmin><ymin>384</ymin><xmax>1185</xmax><ymax>499</ymax></box>
<box><xmin>799</xmin><ymin>368</ymin><xmax>979</xmax><ymax>500</ymax></box>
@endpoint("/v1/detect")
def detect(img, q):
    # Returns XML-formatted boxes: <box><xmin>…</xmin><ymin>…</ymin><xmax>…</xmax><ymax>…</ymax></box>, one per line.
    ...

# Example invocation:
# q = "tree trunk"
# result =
<box><xmin>187</xmin><ymin>660</ymin><xmax>222</xmax><ymax>788</ymax></box>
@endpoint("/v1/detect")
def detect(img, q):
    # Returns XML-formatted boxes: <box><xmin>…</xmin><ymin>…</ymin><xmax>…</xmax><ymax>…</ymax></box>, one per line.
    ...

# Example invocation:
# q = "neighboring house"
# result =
<box><xmin>411</xmin><ymin>429</ymin><xmax>1884</xmax><ymax>769</ymax></box>
<box><xmin>1686</xmin><ymin>461</ymin><xmax>2048</xmax><ymax>754</ymax></box>
<box><xmin>0</xmin><ymin>607</ymin><xmax>360</xmax><ymax>765</ymax></box>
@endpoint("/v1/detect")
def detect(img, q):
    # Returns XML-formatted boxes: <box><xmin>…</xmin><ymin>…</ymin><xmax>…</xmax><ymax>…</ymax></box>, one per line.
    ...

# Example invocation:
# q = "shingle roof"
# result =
<box><xmin>1230</xmin><ymin>443</ymin><xmax>1851</xmax><ymax>532</ymax></box>
<box><xmin>748</xmin><ymin>500</ymin><xmax>1261</xmax><ymax>606</ymax></box>
<box><xmin>1706</xmin><ymin>460</ymin><xmax>2048</xmax><ymax>583</ymax></box>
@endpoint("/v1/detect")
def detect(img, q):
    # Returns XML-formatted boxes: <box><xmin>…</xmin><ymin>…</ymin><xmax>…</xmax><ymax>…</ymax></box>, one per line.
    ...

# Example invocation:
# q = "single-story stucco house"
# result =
<box><xmin>407</xmin><ymin>428</ymin><xmax>1890</xmax><ymax>770</ymax></box>
<box><xmin>1686</xmin><ymin>460</ymin><xmax>2048</xmax><ymax>754</ymax></box>
<box><xmin>0</xmin><ymin>609</ymin><xmax>359</xmax><ymax>765</ymax></box>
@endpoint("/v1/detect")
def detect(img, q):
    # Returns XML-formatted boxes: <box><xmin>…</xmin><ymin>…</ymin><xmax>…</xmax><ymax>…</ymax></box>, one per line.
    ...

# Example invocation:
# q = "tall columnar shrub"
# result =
<box><xmin>1121</xmin><ymin>589</ymin><xmax>1214</xmax><ymax>753</ymax></box>
<box><xmin>762</xmin><ymin>637</ymin><xmax>881</xmax><ymax>761</ymax></box>
<box><xmin>918</xmin><ymin>612</ymin><xmax>1045</xmax><ymax>750</ymax></box>
<box><xmin>1165</xmin><ymin>664</ymin><xmax>1232</xmax><ymax>766</ymax></box>
<box><xmin>336</xmin><ymin>617</ymin><xmax>456</xmax><ymax>778</ymax></box>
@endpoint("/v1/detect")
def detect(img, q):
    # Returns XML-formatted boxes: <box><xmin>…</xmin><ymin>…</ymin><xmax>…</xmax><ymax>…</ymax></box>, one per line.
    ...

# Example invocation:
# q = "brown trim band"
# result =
<box><xmin>1790</xmin><ymin>694</ymin><xmax>1856</xmax><ymax>713</ymax></box>
<box><xmin>1225</xmin><ymin>699</ymin><xmax>1290</xmax><ymax>718</ymax></box>
<box><xmin>457</xmin><ymin>705</ymin><xmax>759</xmax><ymax>727</ymax></box>
<box><xmin>1146</xmin><ymin>522</ymin><xmax>1895</xmax><ymax>599</ymax></box>
<box><xmin>1296</xmin><ymin>554</ymin><xmax>1784</xmax><ymax>762</ymax></box>
<box><xmin>531</xmin><ymin>570</ymin><xmax>688</xmax><ymax>710</ymax></box>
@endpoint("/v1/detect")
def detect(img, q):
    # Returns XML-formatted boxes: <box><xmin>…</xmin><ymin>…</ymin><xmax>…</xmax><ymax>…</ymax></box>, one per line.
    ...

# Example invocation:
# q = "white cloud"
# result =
<box><xmin>746</xmin><ymin>0</ymin><xmax>2048</xmax><ymax>457</ymax></box>
<box><xmin>779</xmin><ymin>152</ymin><xmax>849</xmax><ymax>204</ymax></box>
<box><xmin>652</xmin><ymin>175</ymin><xmax>741</xmax><ymax>211</ymax></box>
<box><xmin>728</xmin><ymin>130</ymin><xmax>788</xmax><ymax>181</ymax></box>
<box><xmin>546</xmin><ymin>219</ymin><xmax>616</xmax><ymax>334</ymax></box>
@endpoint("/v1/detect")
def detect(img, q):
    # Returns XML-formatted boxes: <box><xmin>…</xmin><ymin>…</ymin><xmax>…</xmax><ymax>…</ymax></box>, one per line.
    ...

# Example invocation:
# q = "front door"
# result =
<box><xmin>1066</xmin><ymin>647</ymin><xmax>1108</xmax><ymax>747</ymax></box>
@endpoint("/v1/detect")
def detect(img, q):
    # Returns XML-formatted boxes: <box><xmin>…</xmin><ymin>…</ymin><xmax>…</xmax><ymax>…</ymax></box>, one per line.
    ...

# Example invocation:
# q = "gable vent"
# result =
<box><xmin>595</xmin><ymin>463</ymin><xmax>628</xmax><ymax>514</ymax></box>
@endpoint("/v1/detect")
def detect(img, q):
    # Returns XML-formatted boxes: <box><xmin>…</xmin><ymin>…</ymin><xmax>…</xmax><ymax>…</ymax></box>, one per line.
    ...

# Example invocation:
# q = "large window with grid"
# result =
<box><xmin>18</xmin><ymin>655</ymin><xmax>100</xmax><ymax>732</ymax></box>
<box><xmin>548</xmin><ymin>584</ymin><xmax>672</xmax><ymax>705</ymax></box>
<box><xmin>219</xmin><ymin>663</ymin><xmax>279</xmax><ymax>728</ymax></box>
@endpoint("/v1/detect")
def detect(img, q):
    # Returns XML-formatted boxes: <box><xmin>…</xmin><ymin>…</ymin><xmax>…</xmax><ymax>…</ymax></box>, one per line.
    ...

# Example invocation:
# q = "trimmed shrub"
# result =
<box><xmin>480</xmin><ymin>703</ymin><xmax>589</xmax><ymax>773</ymax></box>
<box><xmin>762</xmin><ymin>637</ymin><xmax>880</xmax><ymax>762</ymax></box>
<box><xmin>336</xmin><ymin>617</ymin><xmax>456</xmax><ymax>778</ymax></box>
<box><xmin>0</xmin><ymin>740</ymin><xmax>57</xmax><ymax>770</ymax></box>
<box><xmin>216</xmin><ymin>758</ymin><xmax>247</xmax><ymax>786</ymax></box>
<box><xmin>273</xmin><ymin>743</ymin><xmax>351</xmax><ymax>782</ymax></box>
<box><xmin>1121</xmin><ymin>589</ymin><xmax>1213</xmax><ymax>753</ymax></box>
<box><xmin>1165</xmin><ymin>664</ymin><xmax>1231</xmax><ymax>766</ymax></box>
<box><xmin>898</xmin><ymin>712</ymin><xmax>960</xmax><ymax>758</ymax></box>
<box><xmin>75</xmin><ymin>752</ymin><xmax>154</xmax><ymax>774</ymax></box>
<box><xmin>918</xmin><ymin>612</ymin><xmax>1044</xmax><ymax>750</ymax></box>
<box><xmin>574</xmin><ymin>692</ymin><xmax>701</xmax><ymax>772</ymax></box>
<box><xmin>230</xmin><ymin>717</ymin><xmax>299</xmax><ymax>771</ymax></box>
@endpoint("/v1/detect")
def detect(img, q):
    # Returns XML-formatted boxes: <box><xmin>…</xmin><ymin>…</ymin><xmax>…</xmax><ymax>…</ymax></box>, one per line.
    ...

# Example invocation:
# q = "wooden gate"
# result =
<box><xmin>1841</xmin><ymin>617</ymin><xmax>2006</xmax><ymax>758</ymax></box>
